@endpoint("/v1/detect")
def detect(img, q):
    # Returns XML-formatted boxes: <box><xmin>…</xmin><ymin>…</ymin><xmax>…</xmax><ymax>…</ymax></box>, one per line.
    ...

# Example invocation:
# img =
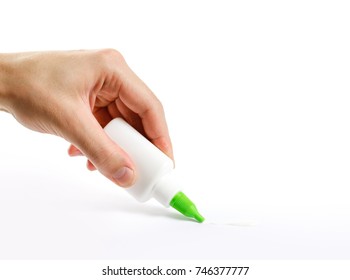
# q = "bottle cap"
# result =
<box><xmin>170</xmin><ymin>192</ymin><xmax>205</xmax><ymax>223</ymax></box>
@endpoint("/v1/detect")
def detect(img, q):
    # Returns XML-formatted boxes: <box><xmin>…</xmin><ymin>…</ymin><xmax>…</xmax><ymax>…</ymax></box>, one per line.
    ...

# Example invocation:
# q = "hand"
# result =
<box><xmin>0</xmin><ymin>49</ymin><xmax>173</xmax><ymax>187</ymax></box>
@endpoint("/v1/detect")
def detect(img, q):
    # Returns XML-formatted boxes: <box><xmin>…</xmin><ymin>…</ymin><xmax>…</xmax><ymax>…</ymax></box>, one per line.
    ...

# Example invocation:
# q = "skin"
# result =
<box><xmin>0</xmin><ymin>49</ymin><xmax>173</xmax><ymax>187</ymax></box>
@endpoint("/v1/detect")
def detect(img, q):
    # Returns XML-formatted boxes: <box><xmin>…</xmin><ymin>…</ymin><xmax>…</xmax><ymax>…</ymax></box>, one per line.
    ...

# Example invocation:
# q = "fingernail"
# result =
<box><xmin>112</xmin><ymin>167</ymin><xmax>134</xmax><ymax>187</ymax></box>
<box><xmin>70</xmin><ymin>150</ymin><xmax>83</xmax><ymax>156</ymax></box>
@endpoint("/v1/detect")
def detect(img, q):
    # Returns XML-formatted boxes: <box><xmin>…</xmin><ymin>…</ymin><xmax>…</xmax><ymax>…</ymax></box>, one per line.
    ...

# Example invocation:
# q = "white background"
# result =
<box><xmin>0</xmin><ymin>0</ymin><xmax>350</xmax><ymax>260</ymax></box>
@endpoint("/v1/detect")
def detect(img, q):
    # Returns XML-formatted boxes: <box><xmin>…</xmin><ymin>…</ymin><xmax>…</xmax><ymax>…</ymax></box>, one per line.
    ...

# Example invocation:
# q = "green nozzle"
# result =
<box><xmin>170</xmin><ymin>192</ymin><xmax>205</xmax><ymax>223</ymax></box>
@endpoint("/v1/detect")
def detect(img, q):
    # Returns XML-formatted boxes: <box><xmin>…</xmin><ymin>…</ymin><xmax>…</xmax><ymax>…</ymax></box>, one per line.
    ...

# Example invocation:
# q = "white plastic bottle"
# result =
<box><xmin>104</xmin><ymin>118</ymin><xmax>204</xmax><ymax>222</ymax></box>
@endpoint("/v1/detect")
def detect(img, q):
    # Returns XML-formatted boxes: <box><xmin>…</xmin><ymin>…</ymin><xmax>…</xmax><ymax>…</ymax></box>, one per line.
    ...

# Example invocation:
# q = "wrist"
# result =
<box><xmin>0</xmin><ymin>55</ymin><xmax>13</xmax><ymax>112</ymax></box>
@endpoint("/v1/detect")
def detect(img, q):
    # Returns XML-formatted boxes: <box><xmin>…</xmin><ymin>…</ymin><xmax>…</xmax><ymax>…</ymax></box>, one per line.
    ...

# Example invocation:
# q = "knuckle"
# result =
<box><xmin>155</xmin><ymin>98</ymin><xmax>165</xmax><ymax>114</ymax></box>
<box><xmin>97</xmin><ymin>48</ymin><xmax>125</xmax><ymax>67</ymax></box>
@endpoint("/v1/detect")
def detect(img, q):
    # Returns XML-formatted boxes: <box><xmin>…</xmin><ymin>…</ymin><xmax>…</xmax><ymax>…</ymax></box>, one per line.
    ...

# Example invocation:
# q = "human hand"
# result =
<box><xmin>0</xmin><ymin>50</ymin><xmax>173</xmax><ymax>187</ymax></box>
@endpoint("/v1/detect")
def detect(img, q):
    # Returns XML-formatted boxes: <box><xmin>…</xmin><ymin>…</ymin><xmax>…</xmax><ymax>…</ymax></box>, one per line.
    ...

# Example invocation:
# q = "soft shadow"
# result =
<box><xmin>117</xmin><ymin>202</ymin><xmax>189</xmax><ymax>222</ymax></box>
<box><xmin>83</xmin><ymin>197</ymin><xmax>191</xmax><ymax>222</ymax></box>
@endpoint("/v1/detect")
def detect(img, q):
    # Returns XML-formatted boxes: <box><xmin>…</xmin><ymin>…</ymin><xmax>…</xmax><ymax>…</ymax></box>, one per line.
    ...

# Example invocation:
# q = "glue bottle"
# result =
<box><xmin>104</xmin><ymin>118</ymin><xmax>204</xmax><ymax>223</ymax></box>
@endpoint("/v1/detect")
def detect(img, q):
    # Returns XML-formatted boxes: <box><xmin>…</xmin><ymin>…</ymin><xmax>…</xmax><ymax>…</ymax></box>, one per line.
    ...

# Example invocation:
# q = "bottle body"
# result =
<box><xmin>104</xmin><ymin>118</ymin><xmax>180</xmax><ymax>206</ymax></box>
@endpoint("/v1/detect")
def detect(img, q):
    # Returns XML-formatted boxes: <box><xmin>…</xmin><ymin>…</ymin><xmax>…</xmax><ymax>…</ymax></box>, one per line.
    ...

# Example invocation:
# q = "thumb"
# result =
<box><xmin>68</xmin><ymin>108</ymin><xmax>135</xmax><ymax>187</ymax></box>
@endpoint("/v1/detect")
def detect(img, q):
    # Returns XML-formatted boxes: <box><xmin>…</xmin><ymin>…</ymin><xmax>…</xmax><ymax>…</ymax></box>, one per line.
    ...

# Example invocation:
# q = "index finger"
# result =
<box><xmin>116</xmin><ymin>62</ymin><xmax>174</xmax><ymax>160</ymax></box>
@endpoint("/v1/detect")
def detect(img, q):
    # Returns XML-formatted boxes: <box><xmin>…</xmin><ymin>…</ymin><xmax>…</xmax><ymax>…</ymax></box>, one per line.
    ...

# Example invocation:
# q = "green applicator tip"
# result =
<box><xmin>170</xmin><ymin>192</ymin><xmax>205</xmax><ymax>223</ymax></box>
